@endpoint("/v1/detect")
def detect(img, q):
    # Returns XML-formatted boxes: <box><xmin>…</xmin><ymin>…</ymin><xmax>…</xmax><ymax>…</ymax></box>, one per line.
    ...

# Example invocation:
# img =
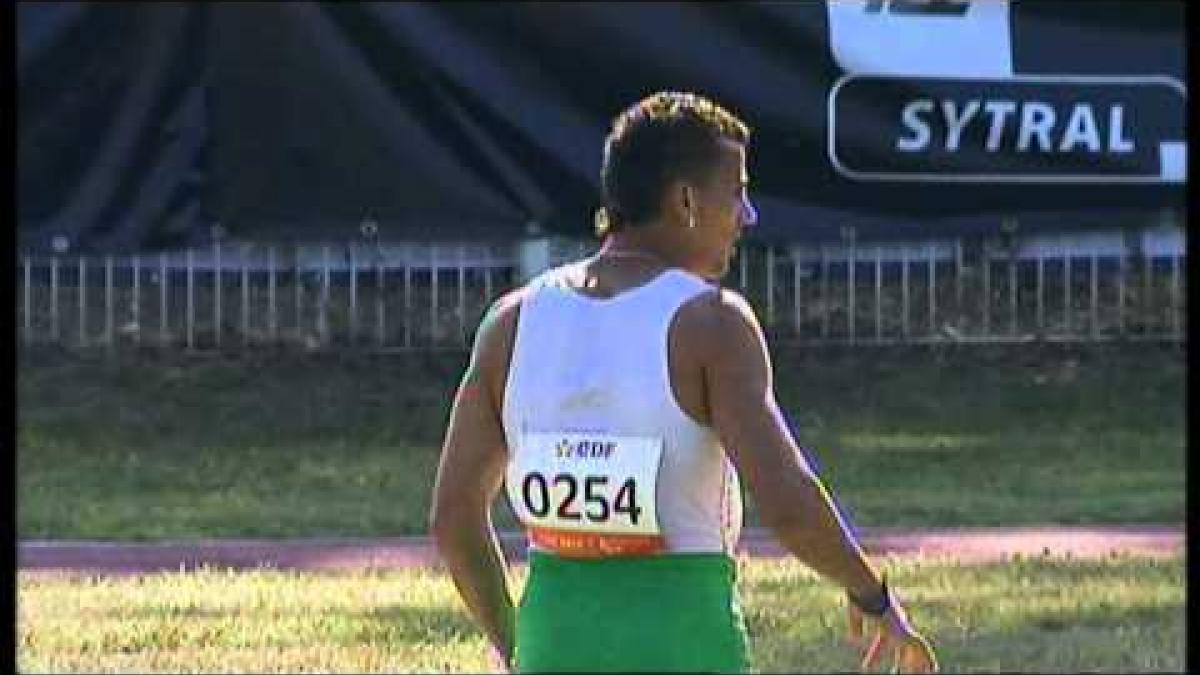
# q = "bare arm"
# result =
<box><xmin>429</xmin><ymin>292</ymin><xmax>522</xmax><ymax>665</ymax></box>
<box><xmin>697</xmin><ymin>289</ymin><xmax>882</xmax><ymax>598</ymax></box>
<box><xmin>695</xmin><ymin>289</ymin><xmax>936</xmax><ymax>672</ymax></box>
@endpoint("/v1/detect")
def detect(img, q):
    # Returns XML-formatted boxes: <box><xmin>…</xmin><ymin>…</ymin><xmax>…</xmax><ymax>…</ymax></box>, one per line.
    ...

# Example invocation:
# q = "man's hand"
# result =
<box><xmin>487</xmin><ymin>643</ymin><xmax>513</xmax><ymax>674</ymax></box>
<box><xmin>847</xmin><ymin>596</ymin><xmax>938</xmax><ymax>673</ymax></box>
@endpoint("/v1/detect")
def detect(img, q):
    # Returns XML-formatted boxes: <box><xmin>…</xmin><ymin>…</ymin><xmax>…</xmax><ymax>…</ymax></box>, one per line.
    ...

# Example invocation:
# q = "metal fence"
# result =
<box><xmin>16</xmin><ymin>230</ymin><xmax>1186</xmax><ymax>353</ymax></box>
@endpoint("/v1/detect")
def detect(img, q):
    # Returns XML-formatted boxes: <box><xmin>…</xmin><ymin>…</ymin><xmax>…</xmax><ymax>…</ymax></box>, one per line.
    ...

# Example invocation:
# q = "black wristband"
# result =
<box><xmin>848</xmin><ymin>575</ymin><xmax>891</xmax><ymax>616</ymax></box>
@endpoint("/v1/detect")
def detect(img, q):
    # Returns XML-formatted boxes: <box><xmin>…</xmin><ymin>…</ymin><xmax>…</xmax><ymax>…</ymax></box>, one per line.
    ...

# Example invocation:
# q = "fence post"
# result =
<box><xmin>78</xmin><ymin>255</ymin><xmax>88</xmax><ymax>348</ymax></box>
<box><xmin>1117</xmin><ymin>247</ymin><xmax>1126</xmax><ymax>336</ymax></box>
<box><xmin>901</xmin><ymin>244</ymin><xmax>910</xmax><ymax>339</ymax></box>
<box><xmin>927</xmin><ymin>241</ymin><xmax>937</xmax><ymax>336</ymax></box>
<box><xmin>845</xmin><ymin>228</ymin><xmax>856</xmax><ymax>344</ymax></box>
<box><xmin>376</xmin><ymin>248</ymin><xmax>386</xmax><ymax>350</ymax></box>
<box><xmin>458</xmin><ymin>242</ymin><xmax>467</xmax><ymax>347</ymax></box>
<box><xmin>241</xmin><ymin>244</ymin><xmax>250</xmax><ymax>348</ymax></box>
<box><xmin>23</xmin><ymin>256</ymin><xmax>31</xmax><ymax>343</ymax></box>
<box><xmin>1008</xmin><ymin>249</ymin><xmax>1018</xmax><ymax>337</ymax></box>
<box><xmin>268</xmin><ymin>245</ymin><xmax>278</xmax><ymax>342</ymax></box>
<box><xmin>1141</xmin><ymin>248</ymin><xmax>1151</xmax><ymax>335</ymax></box>
<box><xmin>160</xmin><ymin>252</ymin><xmax>169</xmax><ymax>346</ymax></box>
<box><xmin>320</xmin><ymin>244</ymin><xmax>331</xmax><ymax>347</ymax></box>
<box><xmin>294</xmin><ymin>245</ymin><xmax>304</xmax><ymax>344</ymax></box>
<box><xmin>1090</xmin><ymin>251</ymin><xmax>1100</xmax><ymax>340</ymax></box>
<box><xmin>104</xmin><ymin>255</ymin><xmax>114</xmax><ymax>350</ymax></box>
<box><xmin>1171</xmin><ymin>253</ymin><xmax>1181</xmax><ymax>339</ymax></box>
<box><xmin>214</xmin><ymin>238</ymin><xmax>222</xmax><ymax>348</ymax></box>
<box><xmin>349</xmin><ymin>243</ymin><xmax>359</xmax><ymax>347</ymax></box>
<box><xmin>954</xmin><ymin>238</ymin><xmax>964</xmax><ymax>329</ymax></box>
<box><xmin>430</xmin><ymin>244</ymin><xmax>439</xmax><ymax>348</ymax></box>
<box><xmin>1001</xmin><ymin>217</ymin><xmax>1019</xmax><ymax>338</ymax></box>
<box><xmin>820</xmin><ymin>245</ymin><xmax>830</xmax><ymax>341</ymax></box>
<box><xmin>874</xmin><ymin>244</ymin><xmax>883</xmax><ymax>342</ymax></box>
<box><xmin>50</xmin><ymin>257</ymin><xmax>59</xmax><ymax>342</ymax></box>
<box><xmin>186</xmin><ymin>248</ymin><xmax>195</xmax><ymax>350</ymax></box>
<box><xmin>1063</xmin><ymin>252</ymin><xmax>1072</xmax><ymax>337</ymax></box>
<box><xmin>483</xmin><ymin>245</ymin><xmax>493</xmax><ymax>307</ymax></box>
<box><xmin>404</xmin><ymin>248</ymin><xmax>413</xmax><ymax>350</ymax></box>
<box><xmin>981</xmin><ymin>241</ymin><xmax>991</xmax><ymax>337</ymax></box>
<box><xmin>131</xmin><ymin>254</ymin><xmax>140</xmax><ymax>347</ymax></box>
<box><xmin>1036</xmin><ymin>251</ymin><xmax>1045</xmax><ymax>336</ymax></box>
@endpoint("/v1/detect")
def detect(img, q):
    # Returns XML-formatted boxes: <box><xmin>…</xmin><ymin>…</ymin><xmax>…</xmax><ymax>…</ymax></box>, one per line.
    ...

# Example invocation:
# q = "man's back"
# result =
<box><xmin>501</xmin><ymin>261</ymin><xmax>743</xmax><ymax>557</ymax></box>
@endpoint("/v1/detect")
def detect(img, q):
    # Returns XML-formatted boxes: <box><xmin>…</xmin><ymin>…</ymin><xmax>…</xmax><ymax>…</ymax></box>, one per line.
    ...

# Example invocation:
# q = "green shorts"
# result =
<box><xmin>515</xmin><ymin>549</ymin><xmax>749</xmax><ymax>673</ymax></box>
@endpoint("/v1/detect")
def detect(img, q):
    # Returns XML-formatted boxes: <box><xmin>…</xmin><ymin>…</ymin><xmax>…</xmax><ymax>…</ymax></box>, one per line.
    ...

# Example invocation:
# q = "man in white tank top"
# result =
<box><xmin>431</xmin><ymin>92</ymin><xmax>937</xmax><ymax>673</ymax></box>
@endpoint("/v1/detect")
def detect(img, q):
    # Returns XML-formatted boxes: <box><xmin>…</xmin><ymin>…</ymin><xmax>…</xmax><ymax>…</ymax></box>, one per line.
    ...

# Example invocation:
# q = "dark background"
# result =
<box><xmin>17</xmin><ymin>1</ymin><xmax>1185</xmax><ymax>253</ymax></box>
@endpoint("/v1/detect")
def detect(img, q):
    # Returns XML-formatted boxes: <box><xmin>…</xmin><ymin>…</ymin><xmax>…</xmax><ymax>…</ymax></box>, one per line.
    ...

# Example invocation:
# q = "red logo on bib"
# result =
<box><xmin>530</xmin><ymin>527</ymin><xmax>664</xmax><ymax>558</ymax></box>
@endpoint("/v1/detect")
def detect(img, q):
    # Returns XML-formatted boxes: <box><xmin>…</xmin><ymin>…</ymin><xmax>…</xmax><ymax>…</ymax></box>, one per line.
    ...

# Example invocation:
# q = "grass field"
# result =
<box><xmin>17</xmin><ymin>553</ymin><xmax>1185</xmax><ymax>673</ymax></box>
<box><xmin>17</xmin><ymin>341</ymin><xmax>1184</xmax><ymax>539</ymax></box>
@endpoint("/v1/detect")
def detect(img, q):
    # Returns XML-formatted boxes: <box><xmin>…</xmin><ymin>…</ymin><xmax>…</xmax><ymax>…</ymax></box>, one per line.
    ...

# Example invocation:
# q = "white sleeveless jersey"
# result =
<box><xmin>501</xmin><ymin>262</ymin><xmax>743</xmax><ymax>557</ymax></box>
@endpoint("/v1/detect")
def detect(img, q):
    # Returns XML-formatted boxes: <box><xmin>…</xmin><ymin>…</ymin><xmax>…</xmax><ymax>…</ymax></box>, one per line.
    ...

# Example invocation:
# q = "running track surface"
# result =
<box><xmin>19</xmin><ymin>526</ymin><xmax>1183</xmax><ymax>577</ymax></box>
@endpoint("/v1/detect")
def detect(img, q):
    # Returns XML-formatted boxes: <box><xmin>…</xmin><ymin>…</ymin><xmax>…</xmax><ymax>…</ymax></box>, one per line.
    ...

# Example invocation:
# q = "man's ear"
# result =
<box><xmin>660</xmin><ymin>179</ymin><xmax>692</xmax><ymax>221</ymax></box>
<box><xmin>676</xmin><ymin>181</ymin><xmax>698</xmax><ymax>217</ymax></box>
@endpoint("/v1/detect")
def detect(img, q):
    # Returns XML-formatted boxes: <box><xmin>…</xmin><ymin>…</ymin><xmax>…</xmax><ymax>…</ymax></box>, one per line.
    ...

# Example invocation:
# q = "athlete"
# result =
<box><xmin>430</xmin><ymin>91</ymin><xmax>938</xmax><ymax>673</ymax></box>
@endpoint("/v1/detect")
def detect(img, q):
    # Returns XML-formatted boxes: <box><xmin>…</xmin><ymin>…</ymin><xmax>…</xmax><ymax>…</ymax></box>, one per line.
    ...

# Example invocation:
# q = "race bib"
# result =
<box><xmin>506</xmin><ymin>432</ymin><xmax>664</xmax><ymax>558</ymax></box>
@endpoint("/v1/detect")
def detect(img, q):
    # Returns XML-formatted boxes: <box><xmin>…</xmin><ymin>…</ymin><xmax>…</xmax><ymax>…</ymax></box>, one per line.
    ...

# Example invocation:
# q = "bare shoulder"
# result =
<box><xmin>472</xmin><ymin>286</ymin><xmax>531</xmax><ymax>400</ymax></box>
<box><xmin>676</xmin><ymin>286</ymin><xmax>765</xmax><ymax>353</ymax></box>
<box><xmin>481</xmin><ymin>287</ymin><xmax>528</xmax><ymax>336</ymax></box>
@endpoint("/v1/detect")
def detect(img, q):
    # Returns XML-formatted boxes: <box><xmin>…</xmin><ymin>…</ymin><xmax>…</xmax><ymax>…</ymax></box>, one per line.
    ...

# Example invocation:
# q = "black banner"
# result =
<box><xmin>17</xmin><ymin>1</ymin><xmax>1186</xmax><ymax>253</ymax></box>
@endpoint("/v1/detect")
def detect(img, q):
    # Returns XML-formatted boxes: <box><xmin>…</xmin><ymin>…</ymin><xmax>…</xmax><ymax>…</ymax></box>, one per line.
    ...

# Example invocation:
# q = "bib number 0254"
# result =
<box><xmin>521</xmin><ymin>472</ymin><xmax>643</xmax><ymax>525</ymax></box>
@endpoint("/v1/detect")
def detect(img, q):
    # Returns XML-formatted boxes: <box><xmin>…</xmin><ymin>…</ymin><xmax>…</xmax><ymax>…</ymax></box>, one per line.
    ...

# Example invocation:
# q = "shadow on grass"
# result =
<box><xmin>923</xmin><ymin>604</ymin><xmax>1185</xmax><ymax>674</ymax></box>
<box><xmin>101</xmin><ymin>602</ymin><xmax>480</xmax><ymax>649</ymax></box>
<box><xmin>359</xmin><ymin>604</ymin><xmax>479</xmax><ymax>644</ymax></box>
<box><xmin>744</xmin><ymin>595</ymin><xmax>1184</xmax><ymax>673</ymax></box>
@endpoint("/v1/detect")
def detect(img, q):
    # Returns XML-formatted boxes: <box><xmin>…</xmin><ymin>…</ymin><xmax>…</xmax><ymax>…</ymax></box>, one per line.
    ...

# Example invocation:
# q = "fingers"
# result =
<box><xmin>487</xmin><ymin>645</ymin><xmax>512</xmax><ymax>674</ymax></box>
<box><xmin>902</xmin><ymin>637</ymin><xmax>939</xmax><ymax>674</ymax></box>
<box><xmin>859</xmin><ymin>630</ymin><xmax>938</xmax><ymax>674</ymax></box>
<box><xmin>860</xmin><ymin>629</ymin><xmax>887</xmax><ymax>672</ymax></box>
<box><xmin>880</xmin><ymin>637</ymin><xmax>936</xmax><ymax>674</ymax></box>
<box><xmin>851</xmin><ymin>600</ymin><xmax>938</xmax><ymax>674</ymax></box>
<box><xmin>846</xmin><ymin>602</ymin><xmax>866</xmax><ymax>646</ymax></box>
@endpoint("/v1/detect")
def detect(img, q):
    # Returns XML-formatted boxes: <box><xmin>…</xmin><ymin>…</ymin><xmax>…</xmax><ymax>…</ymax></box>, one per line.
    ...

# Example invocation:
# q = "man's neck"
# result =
<box><xmin>600</xmin><ymin>225</ymin><xmax>683</xmax><ymax>268</ymax></box>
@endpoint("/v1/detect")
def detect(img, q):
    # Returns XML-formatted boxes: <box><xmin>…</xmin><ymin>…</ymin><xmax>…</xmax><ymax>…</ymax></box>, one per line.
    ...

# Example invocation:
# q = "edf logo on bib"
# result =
<box><xmin>556</xmin><ymin>438</ymin><xmax>617</xmax><ymax>459</ymax></box>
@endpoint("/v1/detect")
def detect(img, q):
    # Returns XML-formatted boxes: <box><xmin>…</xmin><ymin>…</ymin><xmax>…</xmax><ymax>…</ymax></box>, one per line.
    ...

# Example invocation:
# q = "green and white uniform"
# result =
<box><xmin>502</xmin><ymin>264</ymin><xmax>747</xmax><ymax>673</ymax></box>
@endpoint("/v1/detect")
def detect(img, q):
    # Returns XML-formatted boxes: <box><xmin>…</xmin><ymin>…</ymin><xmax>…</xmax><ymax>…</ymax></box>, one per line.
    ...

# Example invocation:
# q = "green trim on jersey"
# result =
<box><xmin>515</xmin><ymin>550</ymin><xmax>749</xmax><ymax>673</ymax></box>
